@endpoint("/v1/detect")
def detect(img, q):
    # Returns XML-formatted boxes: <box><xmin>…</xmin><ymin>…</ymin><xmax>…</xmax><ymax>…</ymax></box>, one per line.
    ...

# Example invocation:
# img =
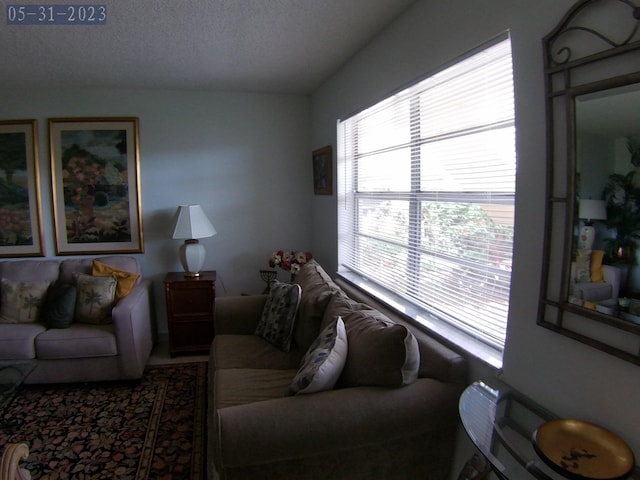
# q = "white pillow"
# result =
<box><xmin>288</xmin><ymin>316</ymin><xmax>348</xmax><ymax>395</ymax></box>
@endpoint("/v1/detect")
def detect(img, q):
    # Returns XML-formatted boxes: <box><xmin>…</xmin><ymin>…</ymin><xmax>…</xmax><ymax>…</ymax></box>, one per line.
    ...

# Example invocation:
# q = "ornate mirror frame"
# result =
<box><xmin>539</xmin><ymin>0</ymin><xmax>640</xmax><ymax>364</ymax></box>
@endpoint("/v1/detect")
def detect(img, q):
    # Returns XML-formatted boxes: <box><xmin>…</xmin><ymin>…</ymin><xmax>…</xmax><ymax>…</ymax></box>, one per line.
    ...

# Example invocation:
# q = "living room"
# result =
<box><xmin>1</xmin><ymin>0</ymin><xmax>638</xmax><ymax>478</ymax></box>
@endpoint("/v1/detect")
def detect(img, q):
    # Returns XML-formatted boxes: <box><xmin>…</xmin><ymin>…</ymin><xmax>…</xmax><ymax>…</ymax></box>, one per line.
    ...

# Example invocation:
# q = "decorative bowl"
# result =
<box><xmin>532</xmin><ymin>419</ymin><xmax>635</xmax><ymax>480</ymax></box>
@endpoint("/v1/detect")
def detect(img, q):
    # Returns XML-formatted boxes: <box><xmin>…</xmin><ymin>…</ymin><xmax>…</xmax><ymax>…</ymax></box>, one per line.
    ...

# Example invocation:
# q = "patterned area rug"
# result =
<box><xmin>0</xmin><ymin>362</ymin><xmax>207</xmax><ymax>480</ymax></box>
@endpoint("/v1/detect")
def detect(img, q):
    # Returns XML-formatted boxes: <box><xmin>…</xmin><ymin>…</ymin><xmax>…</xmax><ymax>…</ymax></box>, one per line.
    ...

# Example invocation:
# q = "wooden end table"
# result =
<box><xmin>164</xmin><ymin>271</ymin><xmax>216</xmax><ymax>357</ymax></box>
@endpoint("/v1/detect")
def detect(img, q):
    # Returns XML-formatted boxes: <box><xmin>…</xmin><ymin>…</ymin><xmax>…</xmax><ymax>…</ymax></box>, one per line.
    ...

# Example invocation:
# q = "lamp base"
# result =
<box><xmin>179</xmin><ymin>239</ymin><xmax>206</xmax><ymax>277</ymax></box>
<box><xmin>579</xmin><ymin>225</ymin><xmax>595</xmax><ymax>251</ymax></box>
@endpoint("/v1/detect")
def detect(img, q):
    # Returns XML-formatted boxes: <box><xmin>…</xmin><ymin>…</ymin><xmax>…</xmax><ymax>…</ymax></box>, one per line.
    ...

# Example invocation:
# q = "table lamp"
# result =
<box><xmin>172</xmin><ymin>205</ymin><xmax>217</xmax><ymax>277</ymax></box>
<box><xmin>578</xmin><ymin>199</ymin><xmax>607</xmax><ymax>250</ymax></box>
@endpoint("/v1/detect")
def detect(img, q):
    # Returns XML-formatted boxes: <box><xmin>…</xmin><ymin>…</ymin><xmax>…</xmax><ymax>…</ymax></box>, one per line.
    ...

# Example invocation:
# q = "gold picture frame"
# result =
<box><xmin>0</xmin><ymin>119</ymin><xmax>45</xmax><ymax>257</ymax></box>
<box><xmin>312</xmin><ymin>145</ymin><xmax>332</xmax><ymax>195</ymax></box>
<box><xmin>49</xmin><ymin>117</ymin><xmax>144</xmax><ymax>255</ymax></box>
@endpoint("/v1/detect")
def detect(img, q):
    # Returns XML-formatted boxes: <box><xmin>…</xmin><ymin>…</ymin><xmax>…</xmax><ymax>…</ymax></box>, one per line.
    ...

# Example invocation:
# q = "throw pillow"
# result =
<box><xmin>74</xmin><ymin>273</ymin><xmax>117</xmax><ymax>324</ymax></box>
<box><xmin>289</xmin><ymin>316</ymin><xmax>348</xmax><ymax>395</ymax></box>
<box><xmin>575</xmin><ymin>248</ymin><xmax>592</xmax><ymax>283</ymax></box>
<box><xmin>254</xmin><ymin>280</ymin><xmax>302</xmax><ymax>352</ymax></box>
<box><xmin>590</xmin><ymin>249</ymin><xmax>605</xmax><ymax>282</ymax></box>
<box><xmin>41</xmin><ymin>281</ymin><xmax>77</xmax><ymax>329</ymax></box>
<box><xmin>338</xmin><ymin>309</ymin><xmax>420</xmax><ymax>388</ymax></box>
<box><xmin>321</xmin><ymin>293</ymin><xmax>369</xmax><ymax>328</ymax></box>
<box><xmin>92</xmin><ymin>260</ymin><xmax>140</xmax><ymax>303</ymax></box>
<box><xmin>0</xmin><ymin>278</ymin><xmax>51</xmax><ymax>324</ymax></box>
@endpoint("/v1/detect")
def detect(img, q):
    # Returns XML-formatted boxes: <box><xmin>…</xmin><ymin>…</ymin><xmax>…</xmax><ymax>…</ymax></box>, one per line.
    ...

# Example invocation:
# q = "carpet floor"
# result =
<box><xmin>0</xmin><ymin>362</ymin><xmax>207</xmax><ymax>480</ymax></box>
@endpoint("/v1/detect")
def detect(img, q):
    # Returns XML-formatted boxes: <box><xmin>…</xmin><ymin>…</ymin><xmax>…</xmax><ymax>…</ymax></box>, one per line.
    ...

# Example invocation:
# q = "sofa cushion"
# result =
<box><xmin>212</xmin><ymin>335</ymin><xmax>302</xmax><ymax>370</ymax></box>
<box><xmin>214</xmin><ymin>368</ymin><xmax>297</xmax><ymax>409</ymax></box>
<box><xmin>293</xmin><ymin>260</ymin><xmax>343</xmax><ymax>352</ymax></box>
<box><xmin>35</xmin><ymin>324</ymin><xmax>117</xmax><ymax>359</ymax></box>
<box><xmin>255</xmin><ymin>280</ymin><xmax>301</xmax><ymax>352</ymax></box>
<box><xmin>0</xmin><ymin>260</ymin><xmax>60</xmax><ymax>283</ymax></box>
<box><xmin>92</xmin><ymin>259</ymin><xmax>140</xmax><ymax>303</ymax></box>
<box><xmin>289</xmin><ymin>316</ymin><xmax>348</xmax><ymax>395</ymax></box>
<box><xmin>73</xmin><ymin>273</ymin><xmax>116</xmax><ymax>324</ymax></box>
<box><xmin>572</xmin><ymin>282</ymin><xmax>612</xmax><ymax>302</ymax></box>
<box><xmin>0</xmin><ymin>323</ymin><xmax>46</xmax><ymax>359</ymax></box>
<box><xmin>41</xmin><ymin>281</ymin><xmax>77</xmax><ymax>329</ymax></box>
<box><xmin>0</xmin><ymin>278</ymin><xmax>51</xmax><ymax>324</ymax></box>
<box><xmin>321</xmin><ymin>292</ymin><xmax>368</xmax><ymax>330</ymax></box>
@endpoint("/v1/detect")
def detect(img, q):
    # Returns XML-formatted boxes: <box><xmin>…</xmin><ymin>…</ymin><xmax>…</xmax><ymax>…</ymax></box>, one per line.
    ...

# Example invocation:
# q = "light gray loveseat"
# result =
<box><xmin>208</xmin><ymin>260</ymin><xmax>467</xmax><ymax>480</ymax></box>
<box><xmin>0</xmin><ymin>256</ymin><xmax>154</xmax><ymax>384</ymax></box>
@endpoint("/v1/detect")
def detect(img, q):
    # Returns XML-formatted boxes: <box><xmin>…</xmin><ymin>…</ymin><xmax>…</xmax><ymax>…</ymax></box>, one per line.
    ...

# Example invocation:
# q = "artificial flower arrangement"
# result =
<box><xmin>268</xmin><ymin>250</ymin><xmax>313</xmax><ymax>275</ymax></box>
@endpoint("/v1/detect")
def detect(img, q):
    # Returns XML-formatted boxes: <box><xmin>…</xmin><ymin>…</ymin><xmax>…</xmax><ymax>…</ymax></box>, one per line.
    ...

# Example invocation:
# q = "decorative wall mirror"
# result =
<box><xmin>538</xmin><ymin>0</ymin><xmax>640</xmax><ymax>364</ymax></box>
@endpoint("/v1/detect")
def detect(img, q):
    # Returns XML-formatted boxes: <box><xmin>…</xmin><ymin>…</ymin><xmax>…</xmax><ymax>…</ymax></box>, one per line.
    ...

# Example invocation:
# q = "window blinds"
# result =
<box><xmin>337</xmin><ymin>36</ymin><xmax>515</xmax><ymax>350</ymax></box>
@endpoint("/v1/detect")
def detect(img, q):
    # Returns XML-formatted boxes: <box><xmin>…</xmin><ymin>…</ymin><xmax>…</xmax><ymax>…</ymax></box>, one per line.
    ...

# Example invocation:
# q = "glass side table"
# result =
<box><xmin>0</xmin><ymin>361</ymin><xmax>35</xmax><ymax>430</ymax></box>
<box><xmin>459</xmin><ymin>377</ymin><xmax>639</xmax><ymax>480</ymax></box>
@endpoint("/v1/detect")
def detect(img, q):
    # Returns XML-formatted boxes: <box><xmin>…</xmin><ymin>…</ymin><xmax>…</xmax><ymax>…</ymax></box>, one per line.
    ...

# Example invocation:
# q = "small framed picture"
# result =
<box><xmin>312</xmin><ymin>145</ymin><xmax>332</xmax><ymax>195</ymax></box>
<box><xmin>49</xmin><ymin>117</ymin><xmax>144</xmax><ymax>255</ymax></box>
<box><xmin>0</xmin><ymin>119</ymin><xmax>45</xmax><ymax>257</ymax></box>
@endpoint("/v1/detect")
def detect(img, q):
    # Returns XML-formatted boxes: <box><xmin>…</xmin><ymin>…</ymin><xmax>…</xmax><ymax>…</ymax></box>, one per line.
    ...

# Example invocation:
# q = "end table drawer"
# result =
<box><xmin>168</xmin><ymin>290</ymin><xmax>213</xmax><ymax>316</ymax></box>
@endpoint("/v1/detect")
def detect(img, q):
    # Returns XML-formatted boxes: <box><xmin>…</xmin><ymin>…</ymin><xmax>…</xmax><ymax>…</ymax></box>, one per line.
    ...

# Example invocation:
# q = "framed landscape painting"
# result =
<box><xmin>0</xmin><ymin>119</ymin><xmax>45</xmax><ymax>257</ymax></box>
<box><xmin>49</xmin><ymin>117</ymin><xmax>144</xmax><ymax>255</ymax></box>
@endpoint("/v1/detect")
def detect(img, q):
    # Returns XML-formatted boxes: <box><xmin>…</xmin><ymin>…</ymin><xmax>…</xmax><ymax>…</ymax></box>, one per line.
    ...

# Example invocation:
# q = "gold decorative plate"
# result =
<box><xmin>532</xmin><ymin>419</ymin><xmax>635</xmax><ymax>480</ymax></box>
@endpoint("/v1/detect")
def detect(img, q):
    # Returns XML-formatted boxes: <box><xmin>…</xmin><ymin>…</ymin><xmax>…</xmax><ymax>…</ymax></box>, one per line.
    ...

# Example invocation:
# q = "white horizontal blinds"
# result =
<box><xmin>337</xmin><ymin>36</ymin><xmax>515</xmax><ymax>350</ymax></box>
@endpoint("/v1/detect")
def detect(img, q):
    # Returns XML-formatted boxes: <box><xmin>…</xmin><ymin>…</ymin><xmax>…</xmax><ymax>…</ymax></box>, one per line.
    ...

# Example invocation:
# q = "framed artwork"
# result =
<box><xmin>0</xmin><ymin>119</ymin><xmax>45</xmax><ymax>257</ymax></box>
<box><xmin>312</xmin><ymin>145</ymin><xmax>332</xmax><ymax>195</ymax></box>
<box><xmin>49</xmin><ymin>117</ymin><xmax>144</xmax><ymax>255</ymax></box>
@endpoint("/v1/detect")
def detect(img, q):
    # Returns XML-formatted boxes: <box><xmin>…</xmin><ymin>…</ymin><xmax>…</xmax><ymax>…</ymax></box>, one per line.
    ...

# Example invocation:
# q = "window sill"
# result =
<box><xmin>336</xmin><ymin>270</ymin><xmax>504</xmax><ymax>370</ymax></box>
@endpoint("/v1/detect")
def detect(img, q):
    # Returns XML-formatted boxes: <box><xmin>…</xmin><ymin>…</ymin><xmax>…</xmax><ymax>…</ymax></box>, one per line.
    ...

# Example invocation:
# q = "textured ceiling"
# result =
<box><xmin>1</xmin><ymin>0</ymin><xmax>416</xmax><ymax>94</ymax></box>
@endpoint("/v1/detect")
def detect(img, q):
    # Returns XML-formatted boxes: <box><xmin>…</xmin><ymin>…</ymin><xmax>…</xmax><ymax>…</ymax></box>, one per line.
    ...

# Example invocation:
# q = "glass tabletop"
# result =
<box><xmin>459</xmin><ymin>377</ymin><xmax>639</xmax><ymax>480</ymax></box>
<box><xmin>0</xmin><ymin>361</ymin><xmax>35</xmax><ymax>415</ymax></box>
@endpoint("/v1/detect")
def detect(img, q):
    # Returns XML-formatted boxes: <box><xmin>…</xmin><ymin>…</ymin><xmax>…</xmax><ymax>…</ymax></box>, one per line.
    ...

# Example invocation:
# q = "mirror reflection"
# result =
<box><xmin>571</xmin><ymin>83</ymin><xmax>640</xmax><ymax>321</ymax></box>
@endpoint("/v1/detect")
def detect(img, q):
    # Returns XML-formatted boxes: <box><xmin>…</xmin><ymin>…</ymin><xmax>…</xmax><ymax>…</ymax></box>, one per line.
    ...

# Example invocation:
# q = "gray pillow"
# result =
<box><xmin>255</xmin><ymin>280</ymin><xmax>301</xmax><ymax>352</ymax></box>
<box><xmin>42</xmin><ymin>282</ymin><xmax>77</xmax><ymax>329</ymax></box>
<box><xmin>338</xmin><ymin>309</ymin><xmax>420</xmax><ymax>388</ymax></box>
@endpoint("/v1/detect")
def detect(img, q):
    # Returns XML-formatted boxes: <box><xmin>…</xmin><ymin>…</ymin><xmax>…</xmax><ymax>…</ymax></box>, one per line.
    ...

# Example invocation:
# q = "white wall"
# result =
<box><xmin>310</xmin><ymin>0</ymin><xmax>640</xmax><ymax>475</ymax></box>
<box><xmin>0</xmin><ymin>88</ymin><xmax>312</xmax><ymax>333</ymax></box>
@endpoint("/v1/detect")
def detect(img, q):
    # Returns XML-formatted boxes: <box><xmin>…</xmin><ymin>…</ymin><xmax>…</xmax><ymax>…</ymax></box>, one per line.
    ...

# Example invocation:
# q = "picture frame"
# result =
<box><xmin>0</xmin><ymin>119</ymin><xmax>45</xmax><ymax>257</ymax></box>
<box><xmin>312</xmin><ymin>145</ymin><xmax>333</xmax><ymax>195</ymax></box>
<box><xmin>49</xmin><ymin>117</ymin><xmax>144</xmax><ymax>255</ymax></box>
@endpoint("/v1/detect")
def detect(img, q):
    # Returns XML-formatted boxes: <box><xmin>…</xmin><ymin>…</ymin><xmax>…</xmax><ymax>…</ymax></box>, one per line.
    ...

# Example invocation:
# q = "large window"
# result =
<box><xmin>337</xmin><ymin>36</ymin><xmax>515</xmax><ymax>356</ymax></box>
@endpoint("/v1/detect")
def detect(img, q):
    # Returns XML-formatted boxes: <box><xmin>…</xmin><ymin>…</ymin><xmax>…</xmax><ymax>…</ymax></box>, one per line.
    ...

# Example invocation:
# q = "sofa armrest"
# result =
<box><xmin>111</xmin><ymin>279</ymin><xmax>153</xmax><ymax>379</ymax></box>
<box><xmin>215</xmin><ymin>378</ymin><xmax>461</xmax><ymax>469</ymax></box>
<box><xmin>602</xmin><ymin>264</ymin><xmax>622</xmax><ymax>300</ymax></box>
<box><xmin>215</xmin><ymin>295</ymin><xmax>268</xmax><ymax>335</ymax></box>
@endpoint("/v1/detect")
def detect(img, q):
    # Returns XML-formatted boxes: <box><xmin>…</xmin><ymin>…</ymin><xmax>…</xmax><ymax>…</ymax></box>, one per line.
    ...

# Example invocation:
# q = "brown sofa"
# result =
<box><xmin>208</xmin><ymin>260</ymin><xmax>467</xmax><ymax>480</ymax></box>
<box><xmin>0</xmin><ymin>256</ymin><xmax>154</xmax><ymax>384</ymax></box>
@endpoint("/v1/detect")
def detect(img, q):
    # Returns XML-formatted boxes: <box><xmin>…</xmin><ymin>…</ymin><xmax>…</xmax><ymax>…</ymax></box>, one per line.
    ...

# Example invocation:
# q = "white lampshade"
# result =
<box><xmin>579</xmin><ymin>199</ymin><xmax>607</xmax><ymax>224</ymax></box>
<box><xmin>172</xmin><ymin>205</ymin><xmax>217</xmax><ymax>240</ymax></box>
<box><xmin>172</xmin><ymin>205</ymin><xmax>216</xmax><ymax>277</ymax></box>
